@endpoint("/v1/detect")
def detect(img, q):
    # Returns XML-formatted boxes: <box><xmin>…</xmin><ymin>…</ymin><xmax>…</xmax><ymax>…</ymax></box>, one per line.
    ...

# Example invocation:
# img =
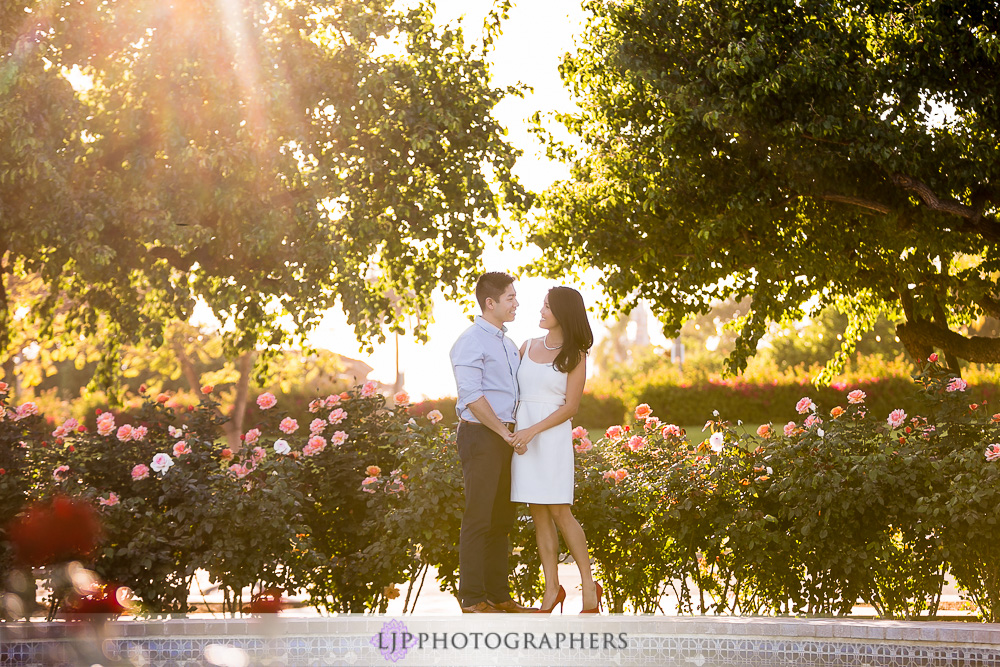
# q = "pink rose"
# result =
<box><xmin>427</xmin><ymin>410</ymin><xmax>443</xmax><ymax>425</ymax></box>
<box><xmin>986</xmin><ymin>444</ymin><xmax>1000</xmax><ymax>462</ymax></box>
<box><xmin>229</xmin><ymin>463</ymin><xmax>251</xmax><ymax>479</ymax></box>
<box><xmin>131</xmin><ymin>425</ymin><xmax>148</xmax><ymax>441</ymax></box>
<box><xmin>602</xmin><ymin>470</ymin><xmax>615</xmax><ymax>481</ymax></box>
<box><xmin>571</xmin><ymin>426</ymin><xmax>589</xmax><ymax>440</ymax></box>
<box><xmin>574</xmin><ymin>437</ymin><xmax>593</xmax><ymax>453</ymax></box>
<box><xmin>627</xmin><ymin>435</ymin><xmax>646</xmax><ymax>451</ymax></box>
<box><xmin>52</xmin><ymin>418</ymin><xmax>80</xmax><ymax>439</ymax></box>
<box><xmin>172</xmin><ymin>441</ymin><xmax>190</xmax><ymax>456</ymax></box>
<box><xmin>946</xmin><ymin>378</ymin><xmax>968</xmax><ymax>392</ymax></box>
<box><xmin>116</xmin><ymin>424</ymin><xmax>134</xmax><ymax>442</ymax></box>
<box><xmin>393</xmin><ymin>391</ymin><xmax>410</xmax><ymax>405</ymax></box>
<box><xmin>634</xmin><ymin>404</ymin><xmax>652</xmax><ymax>420</ymax></box>
<box><xmin>14</xmin><ymin>402</ymin><xmax>39</xmax><ymax>421</ymax></box>
<box><xmin>308</xmin><ymin>435</ymin><xmax>328</xmax><ymax>453</ymax></box>
<box><xmin>756</xmin><ymin>424</ymin><xmax>772</xmax><ymax>438</ymax></box>
<box><xmin>99</xmin><ymin>492</ymin><xmax>120</xmax><ymax>507</ymax></box>
<box><xmin>331</xmin><ymin>431</ymin><xmax>348</xmax><ymax>446</ymax></box>
<box><xmin>361</xmin><ymin>381</ymin><xmax>378</xmax><ymax>398</ymax></box>
<box><xmin>795</xmin><ymin>397</ymin><xmax>816</xmax><ymax>414</ymax></box>
<box><xmin>644</xmin><ymin>416</ymin><xmax>661</xmax><ymax>431</ymax></box>
<box><xmin>614</xmin><ymin>468</ymin><xmax>629</xmax><ymax>483</ymax></box>
<box><xmin>53</xmin><ymin>465</ymin><xmax>70</xmax><ymax>481</ymax></box>
<box><xmin>783</xmin><ymin>421</ymin><xmax>798</xmax><ymax>437</ymax></box>
<box><xmin>661</xmin><ymin>424</ymin><xmax>682</xmax><ymax>438</ymax></box>
<box><xmin>804</xmin><ymin>415</ymin><xmax>822</xmax><ymax>428</ymax></box>
<box><xmin>279</xmin><ymin>417</ymin><xmax>299</xmax><ymax>434</ymax></box>
<box><xmin>256</xmin><ymin>392</ymin><xmax>277</xmax><ymax>410</ymax></box>
<box><xmin>309</xmin><ymin>418</ymin><xmax>327</xmax><ymax>434</ymax></box>
<box><xmin>325</xmin><ymin>394</ymin><xmax>341</xmax><ymax>407</ymax></box>
<box><xmin>131</xmin><ymin>464</ymin><xmax>150</xmax><ymax>481</ymax></box>
<box><xmin>887</xmin><ymin>409</ymin><xmax>907</xmax><ymax>429</ymax></box>
<box><xmin>605</xmin><ymin>425</ymin><xmax>624</xmax><ymax>440</ymax></box>
<box><xmin>252</xmin><ymin>446</ymin><xmax>266</xmax><ymax>463</ymax></box>
<box><xmin>847</xmin><ymin>390</ymin><xmax>866</xmax><ymax>405</ymax></box>
<box><xmin>308</xmin><ymin>399</ymin><xmax>323</xmax><ymax>413</ymax></box>
<box><xmin>97</xmin><ymin>413</ymin><xmax>116</xmax><ymax>436</ymax></box>
<box><xmin>328</xmin><ymin>408</ymin><xmax>348</xmax><ymax>425</ymax></box>
<box><xmin>244</xmin><ymin>428</ymin><xmax>261</xmax><ymax>445</ymax></box>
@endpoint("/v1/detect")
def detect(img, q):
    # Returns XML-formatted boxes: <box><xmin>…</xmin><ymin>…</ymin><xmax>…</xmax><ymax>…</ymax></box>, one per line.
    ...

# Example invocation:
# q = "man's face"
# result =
<box><xmin>488</xmin><ymin>284</ymin><xmax>518</xmax><ymax>323</ymax></box>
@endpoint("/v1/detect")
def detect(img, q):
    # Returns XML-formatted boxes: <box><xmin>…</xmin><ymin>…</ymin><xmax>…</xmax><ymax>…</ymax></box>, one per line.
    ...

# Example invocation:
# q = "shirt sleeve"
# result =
<box><xmin>451</xmin><ymin>334</ymin><xmax>485</xmax><ymax>410</ymax></box>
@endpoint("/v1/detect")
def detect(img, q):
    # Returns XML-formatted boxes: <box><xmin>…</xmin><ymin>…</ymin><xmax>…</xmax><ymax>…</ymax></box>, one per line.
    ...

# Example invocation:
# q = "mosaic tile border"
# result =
<box><xmin>2</xmin><ymin>617</ymin><xmax>999</xmax><ymax>666</ymax></box>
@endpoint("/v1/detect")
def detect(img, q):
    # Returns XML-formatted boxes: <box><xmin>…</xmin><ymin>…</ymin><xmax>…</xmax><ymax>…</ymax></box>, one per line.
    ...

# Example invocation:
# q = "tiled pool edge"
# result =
<box><xmin>3</xmin><ymin>616</ymin><xmax>1000</xmax><ymax>666</ymax></box>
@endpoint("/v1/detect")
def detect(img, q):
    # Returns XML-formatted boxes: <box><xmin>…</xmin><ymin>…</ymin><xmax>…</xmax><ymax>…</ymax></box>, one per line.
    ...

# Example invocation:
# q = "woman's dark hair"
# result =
<box><xmin>476</xmin><ymin>272</ymin><xmax>515</xmax><ymax>310</ymax></box>
<box><xmin>548</xmin><ymin>286</ymin><xmax>594</xmax><ymax>373</ymax></box>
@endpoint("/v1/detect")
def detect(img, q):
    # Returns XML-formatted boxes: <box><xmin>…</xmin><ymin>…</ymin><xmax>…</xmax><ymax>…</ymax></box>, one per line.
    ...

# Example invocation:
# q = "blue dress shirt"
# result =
<box><xmin>450</xmin><ymin>316</ymin><xmax>520</xmax><ymax>423</ymax></box>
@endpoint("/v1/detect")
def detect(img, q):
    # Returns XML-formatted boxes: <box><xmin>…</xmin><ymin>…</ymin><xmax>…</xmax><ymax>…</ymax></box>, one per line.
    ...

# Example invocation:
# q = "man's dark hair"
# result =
<box><xmin>475</xmin><ymin>272</ymin><xmax>515</xmax><ymax>310</ymax></box>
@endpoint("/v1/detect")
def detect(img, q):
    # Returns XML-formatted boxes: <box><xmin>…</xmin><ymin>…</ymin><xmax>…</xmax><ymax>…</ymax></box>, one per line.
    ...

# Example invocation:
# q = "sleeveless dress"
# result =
<box><xmin>510</xmin><ymin>347</ymin><xmax>574</xmax><ymax>504</ymax></box>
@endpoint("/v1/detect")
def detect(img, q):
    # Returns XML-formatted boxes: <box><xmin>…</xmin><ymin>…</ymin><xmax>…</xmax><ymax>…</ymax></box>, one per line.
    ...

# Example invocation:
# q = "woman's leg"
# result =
<box><xmin>530</xmin><ymin>504</ymin><xmax>562</xmax><ymax>608</ymax></box>
<box><xmin>549</xmin><ymin>505</ymin><xmax>598</xmax><ymax>609</ymax></box>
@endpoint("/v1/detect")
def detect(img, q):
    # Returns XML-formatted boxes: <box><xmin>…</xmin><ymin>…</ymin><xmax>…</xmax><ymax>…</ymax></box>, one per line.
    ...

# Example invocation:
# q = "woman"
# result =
<box><xmin>510</xmin><ymin>286</ymin><xmax>601</xmax><ymax>614</ymax></box>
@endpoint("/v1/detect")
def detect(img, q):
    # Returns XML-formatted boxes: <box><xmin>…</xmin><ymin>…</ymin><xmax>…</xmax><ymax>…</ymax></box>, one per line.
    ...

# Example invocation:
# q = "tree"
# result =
<box><xmin>1</xmin><ymin>0</ymin><xmax>526</xmax><ymax>385</ymax></box>
<box><xmin>531</xmin><ymin>0</ymin><xmax>1000</xmax><ymax>378</ymax></box>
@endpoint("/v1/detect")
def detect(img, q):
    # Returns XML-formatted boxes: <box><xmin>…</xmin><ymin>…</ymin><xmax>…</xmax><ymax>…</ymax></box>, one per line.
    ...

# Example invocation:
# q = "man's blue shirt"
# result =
<box><xmin>450</xmin><ymin>316</ymin><xmax>520</xmax><ymax>423</ymax></box>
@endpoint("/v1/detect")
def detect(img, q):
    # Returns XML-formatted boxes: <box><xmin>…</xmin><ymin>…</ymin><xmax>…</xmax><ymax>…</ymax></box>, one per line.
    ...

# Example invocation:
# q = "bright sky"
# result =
<box><xmin>304</xmin><ymin>0</ymin><xmax>614</xmax><ymax>400</ymax></box>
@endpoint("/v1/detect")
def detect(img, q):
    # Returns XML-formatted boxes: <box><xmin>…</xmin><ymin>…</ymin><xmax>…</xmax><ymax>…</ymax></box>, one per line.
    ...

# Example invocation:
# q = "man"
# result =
<box><xmin>449</xmin><ymin>272</ymin><xmax>534</xmax><ymax>613</ymax></box>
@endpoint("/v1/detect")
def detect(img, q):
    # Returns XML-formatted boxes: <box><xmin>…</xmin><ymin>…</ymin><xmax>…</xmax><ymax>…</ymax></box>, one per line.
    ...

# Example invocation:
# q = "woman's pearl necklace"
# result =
<box><xmin>542</xmin><ymin>334</ymin><xmax>562</xmax><ymax>350</ymax></box>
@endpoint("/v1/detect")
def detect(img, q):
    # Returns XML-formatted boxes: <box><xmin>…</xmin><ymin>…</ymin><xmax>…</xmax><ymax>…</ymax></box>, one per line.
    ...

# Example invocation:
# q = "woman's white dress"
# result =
<box><xmin>510</xmin><ymin>349</ymin><xmax>574</xmax><ymax>504</ymax></box>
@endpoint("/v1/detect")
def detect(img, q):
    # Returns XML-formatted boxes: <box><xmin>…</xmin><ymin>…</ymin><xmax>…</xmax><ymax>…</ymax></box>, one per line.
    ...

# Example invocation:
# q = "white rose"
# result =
<box><xmin>150</xmin><ymin>453</ymin><xmax>174</xmax><ymax>474</ymax></box>
<box><xmin>709</xmin><ymin>432</ymin><xmax>724</xmax><ymax>453</ymax></box>
<box><xmin>274</xmin><ymin>439</ymin><xmax>291</xmax><ymax>455</ymax></box>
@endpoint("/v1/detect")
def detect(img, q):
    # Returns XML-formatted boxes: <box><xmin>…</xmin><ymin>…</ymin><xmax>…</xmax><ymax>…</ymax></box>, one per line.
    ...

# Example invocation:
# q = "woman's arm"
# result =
<box><xmin>510</xmin><ymin>357</ymin><xmax>586</xmax><ymax>447</ymax></box>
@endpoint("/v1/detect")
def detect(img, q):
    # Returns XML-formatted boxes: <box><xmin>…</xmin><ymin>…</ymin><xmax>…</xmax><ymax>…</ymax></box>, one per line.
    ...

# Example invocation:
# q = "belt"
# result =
<box><xmin>460</xmin><ymin>419</ymin><xmax>515</xmax><ymax>433</ymax></box>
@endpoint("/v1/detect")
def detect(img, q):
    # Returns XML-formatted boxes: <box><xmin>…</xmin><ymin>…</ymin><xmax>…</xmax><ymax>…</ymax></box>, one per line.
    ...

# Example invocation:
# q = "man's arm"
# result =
<box><xmin>466</xmin><ymin>396</ymin><xmax>514</xmax><ymax>444</ymax></box>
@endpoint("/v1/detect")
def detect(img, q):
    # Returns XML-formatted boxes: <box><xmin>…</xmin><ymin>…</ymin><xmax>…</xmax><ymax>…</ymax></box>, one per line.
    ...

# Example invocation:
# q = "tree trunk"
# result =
<box><xmin>221</xmin><ymin>352</ymin><xmax>253</xmax><ymax>451</ymax></box>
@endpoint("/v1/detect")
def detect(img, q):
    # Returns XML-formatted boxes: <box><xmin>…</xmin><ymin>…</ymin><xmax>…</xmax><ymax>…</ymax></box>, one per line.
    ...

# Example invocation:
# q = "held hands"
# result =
<box><xmin>510</xmin><ymin>427</ymin><xmax>537</xmax><ymax>449</ymax></box>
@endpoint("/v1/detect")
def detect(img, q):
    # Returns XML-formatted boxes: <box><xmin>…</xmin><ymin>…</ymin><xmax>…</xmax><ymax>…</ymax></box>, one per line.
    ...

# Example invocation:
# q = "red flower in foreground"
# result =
<box><xmin>7</xmin><ymin>495</ymin><xmax>102</xmax><ymax>567</ymax></box>
<box><xmin>62</xmin><ymin>584</ymin><xmax>131</xmax><ymax>618</ymax></box>
<box><xmin>241</xmin><ymin>588</ymin><xmax>286</xmax><ymax>614</ymax></box>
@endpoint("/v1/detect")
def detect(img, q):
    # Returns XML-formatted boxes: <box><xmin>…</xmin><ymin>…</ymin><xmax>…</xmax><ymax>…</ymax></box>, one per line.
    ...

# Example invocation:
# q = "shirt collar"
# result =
<box><xmin>474</xmin><ymin>315</ymin><xmax>507</xmax><ymax>337</ymax></box>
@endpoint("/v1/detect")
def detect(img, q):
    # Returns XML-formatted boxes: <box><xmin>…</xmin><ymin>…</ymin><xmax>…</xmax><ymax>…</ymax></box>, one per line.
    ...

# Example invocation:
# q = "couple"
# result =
<box><xmin>449</xmin><ymin>272</ymin><xmax>601</xmax><ymax>614</ymax></box>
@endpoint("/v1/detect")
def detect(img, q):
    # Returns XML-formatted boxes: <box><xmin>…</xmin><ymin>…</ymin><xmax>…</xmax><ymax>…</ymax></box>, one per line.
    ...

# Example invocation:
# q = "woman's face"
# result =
<box><xmin>539</xmin><ymin>297</ymin><xmax>558</xmax><ymax>330</ymax></box>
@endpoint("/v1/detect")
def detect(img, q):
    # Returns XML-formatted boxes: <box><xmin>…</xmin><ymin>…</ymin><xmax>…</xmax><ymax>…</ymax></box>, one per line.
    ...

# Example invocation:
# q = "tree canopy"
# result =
<box><xmin>1</xmin><ymin>0</ymin><xmax>525</xmax><ymax>384</ymax></box>
<box><xmin>533</xmin><ymin>0</ymin><xmax>1000</xmax><ymax>377</ymax></box>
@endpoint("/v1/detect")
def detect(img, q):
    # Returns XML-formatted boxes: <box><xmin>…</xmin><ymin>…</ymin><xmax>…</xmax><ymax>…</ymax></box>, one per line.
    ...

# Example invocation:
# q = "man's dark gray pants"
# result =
<box><xmin>456</xmin><ymin>421</ymin><xmax>515</xmax><ymax>607</ymax></box>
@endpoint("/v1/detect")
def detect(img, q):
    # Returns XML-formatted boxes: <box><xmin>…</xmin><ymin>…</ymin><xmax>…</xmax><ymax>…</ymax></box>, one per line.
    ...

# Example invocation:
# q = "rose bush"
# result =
<box><xmin>4</xmin><ymin>357</ymin><xmax>1000</xmax><ymax>620</ymax></box>
<box><xmin>0</xmin><ymin>381</ymin><xmax>454</xmax><ymax>616</ymax></box>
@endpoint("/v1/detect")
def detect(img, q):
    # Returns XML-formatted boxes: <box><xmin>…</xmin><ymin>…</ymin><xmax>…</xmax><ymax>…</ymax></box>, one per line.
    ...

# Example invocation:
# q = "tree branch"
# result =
<box><xmin>896</xmin><ymin>318</ymin><xmax>1000</xmax><ymax>364</ymax></box>
<box><xmin>891</xmin><ymin>174</ymin><xmax>979</xmax><ymax>219</ymax></box>
<box><xmin>816</xmin><ymin>194</ymin><xmax>892</xmax><ymax>215</ymax></box>
<box><xmin>976</xmin><ymin>294</ymin><xmax>1000</xmax><ymax>320</ymax></box>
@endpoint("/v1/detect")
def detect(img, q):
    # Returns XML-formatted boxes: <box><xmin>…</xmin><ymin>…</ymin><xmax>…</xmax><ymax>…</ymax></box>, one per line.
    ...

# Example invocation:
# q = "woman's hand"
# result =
<box><xmin>513</xmin><ymin>442</ymin><xmax>528</xmax><ymax>455</ymax></box>
<box><xmin>510</xmin><ymin>427</ymin><xmax>537</xmax><ymax>448</ymax></box>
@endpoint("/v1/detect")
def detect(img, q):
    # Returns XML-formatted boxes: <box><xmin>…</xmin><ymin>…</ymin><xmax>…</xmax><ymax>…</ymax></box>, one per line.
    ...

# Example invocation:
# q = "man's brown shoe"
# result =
<box><xmin>461</xmin><ymin>601</ymin><xmax>504</xmax><ymax>613</ymax></box>
<box><xmin>489</xmin><ymin>599</ymin><xmax>537</xmax><ymax>613</ymax></box>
